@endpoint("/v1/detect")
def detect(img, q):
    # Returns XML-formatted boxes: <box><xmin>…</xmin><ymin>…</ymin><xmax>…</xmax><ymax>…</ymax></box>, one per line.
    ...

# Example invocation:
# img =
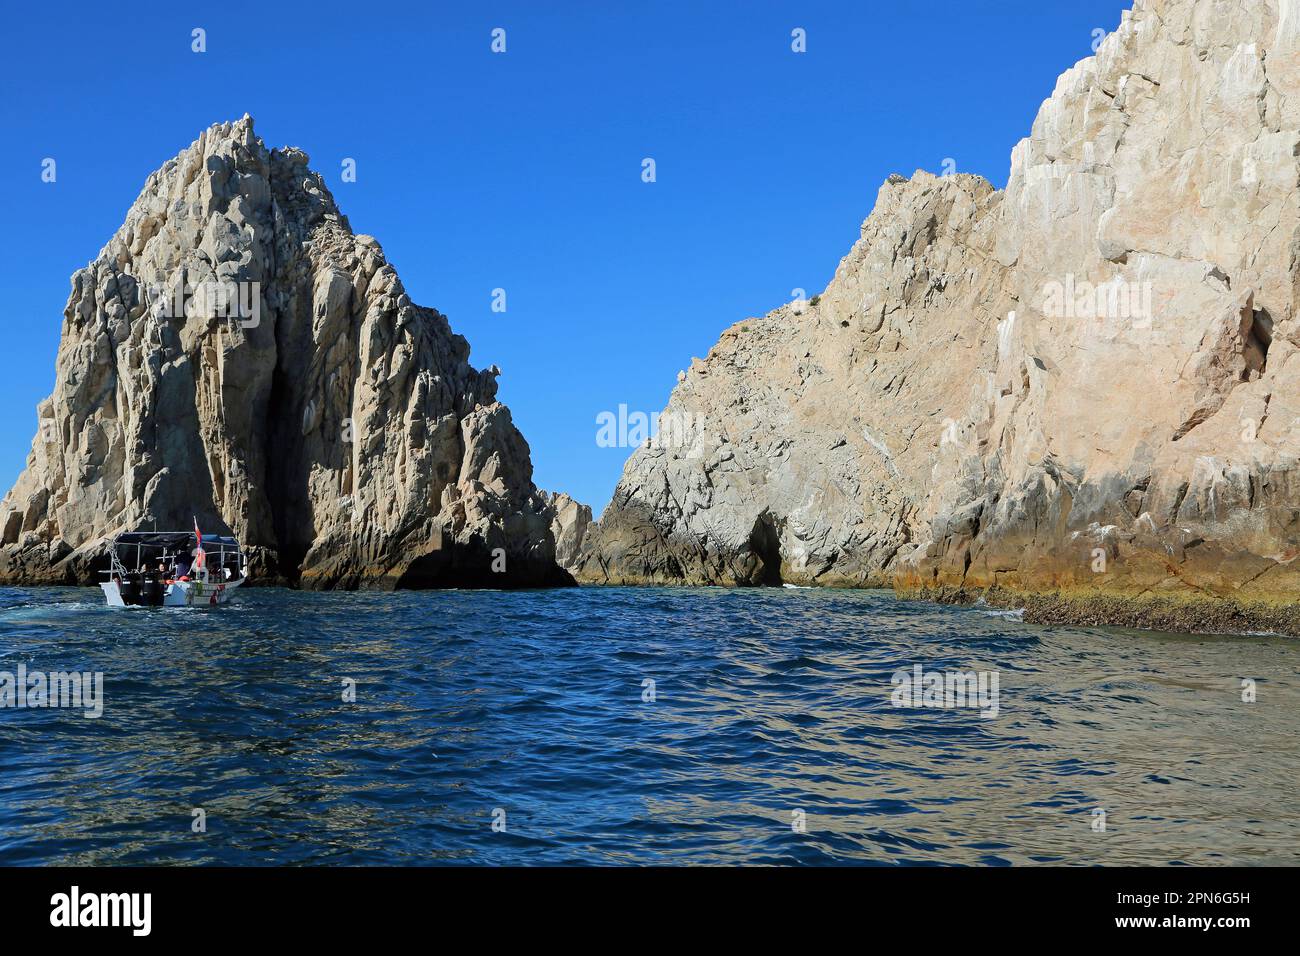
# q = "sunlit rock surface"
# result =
<box><xmin>0</xmin><ymin>116</ymin><xmax>572</xmax><ymax>589</ymax></box>
<box><xmin>580</xmin><ymin>0</ymin><xmax>1300</xmax><ymax>627</ymax></box>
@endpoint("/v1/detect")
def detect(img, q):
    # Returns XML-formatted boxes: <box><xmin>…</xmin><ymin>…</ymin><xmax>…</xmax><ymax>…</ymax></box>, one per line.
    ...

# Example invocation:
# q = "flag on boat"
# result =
<box><xmin>193</xmin><ymin>516</ymin><xmax>205</xmax><ymax>572</ymax></box>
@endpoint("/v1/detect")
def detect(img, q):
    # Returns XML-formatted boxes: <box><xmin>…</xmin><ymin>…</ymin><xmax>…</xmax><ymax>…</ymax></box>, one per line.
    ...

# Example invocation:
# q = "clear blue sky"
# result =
<box><xmin>0</xmin><ymin>0</ymin><xmax>1127</xmax><ymax>515</ymax></box>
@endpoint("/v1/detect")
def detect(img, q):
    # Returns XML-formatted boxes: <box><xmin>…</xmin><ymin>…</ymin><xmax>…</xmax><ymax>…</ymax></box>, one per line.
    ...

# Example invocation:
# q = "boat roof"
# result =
<box><xmin>111</xmin><ymin>531</ymin><xmax>243</xmax><ymax>550</ymax></box>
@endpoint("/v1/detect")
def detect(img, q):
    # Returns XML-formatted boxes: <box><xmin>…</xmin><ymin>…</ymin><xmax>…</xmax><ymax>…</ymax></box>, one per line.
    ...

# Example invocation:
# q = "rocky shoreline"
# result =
<box><xmin>900</xmin><ymin>585</ymin><xmax>1300</xmax><ymax>637</ymax></box>
<box><xmin>574</xmin><ymin>0</ymin><xmax>1300</xmax><ymax>634</ymax></box>
<box><xmin>556</xmin><ymin>576</ymin><xmax>1300</xmax><ymax>637</ymax></box>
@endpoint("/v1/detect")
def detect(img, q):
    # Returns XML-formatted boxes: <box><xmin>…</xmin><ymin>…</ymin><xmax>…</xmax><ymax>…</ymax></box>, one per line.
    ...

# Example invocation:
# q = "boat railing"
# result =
<box><xmin>99</xmin><ymin>534</ymin><xmax>248</xmax><ymax>583</ymax></box>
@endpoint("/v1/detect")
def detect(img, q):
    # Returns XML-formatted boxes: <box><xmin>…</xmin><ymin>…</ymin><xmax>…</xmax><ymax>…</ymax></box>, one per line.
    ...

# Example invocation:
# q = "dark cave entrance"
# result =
<box><xmin>748</xmin><ymin>511</ymin><xmax>784</xmax><ymax>587</ymax></box>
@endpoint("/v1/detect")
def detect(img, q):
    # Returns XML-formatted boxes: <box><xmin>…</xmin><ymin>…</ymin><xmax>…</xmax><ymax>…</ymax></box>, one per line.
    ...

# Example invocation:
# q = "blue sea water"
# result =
<box><xmin>0</xmin><ymin>585</ymin><xmax>1297</xmax><ymax>866</ymax></box>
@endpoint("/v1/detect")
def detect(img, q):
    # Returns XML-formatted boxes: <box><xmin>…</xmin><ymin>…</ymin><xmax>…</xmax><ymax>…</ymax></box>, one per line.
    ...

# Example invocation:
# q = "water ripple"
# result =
<box><xmin>0</xmin><ymin>585</ymin><xmax>1297</xmax><ymax>865</ymax></box>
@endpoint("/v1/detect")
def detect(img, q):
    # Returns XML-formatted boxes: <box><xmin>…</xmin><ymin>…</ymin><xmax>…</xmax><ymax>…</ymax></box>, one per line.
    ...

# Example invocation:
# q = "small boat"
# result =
<box><xmin>99</xmin><ymin>528</ymin><xmax>248</xmax><ymax>607</ymax></box>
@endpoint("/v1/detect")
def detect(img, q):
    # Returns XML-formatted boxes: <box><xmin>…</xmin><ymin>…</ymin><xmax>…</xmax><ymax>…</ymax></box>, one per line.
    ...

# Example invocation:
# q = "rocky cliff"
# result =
<box><xmin>578</xmin><ymin>0</ymin><xmax>1300</xmax><ymax>631</ymax></box>
<box><xmin>544</xmin><ymin>491</ymin><xmax>593</xmax><ymax>572</ymax></box>
<box><xmin>0</xmin><ymin>116</ymin><xmax>571</xmax><ymax>589</ymax></box>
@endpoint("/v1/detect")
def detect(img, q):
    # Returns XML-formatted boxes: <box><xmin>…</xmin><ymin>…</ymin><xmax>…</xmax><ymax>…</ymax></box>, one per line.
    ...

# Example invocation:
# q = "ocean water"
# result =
<box><xmin>1</xmin><ymin>584</ymin><xmax>1297</xmax><ymax>866</ymax></box>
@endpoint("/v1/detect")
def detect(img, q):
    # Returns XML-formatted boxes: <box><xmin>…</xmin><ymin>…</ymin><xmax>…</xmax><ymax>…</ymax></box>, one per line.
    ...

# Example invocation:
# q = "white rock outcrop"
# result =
<box><xmin>579</xmin><ymin>0</ymin><xmax>1300</xmax><ymax>626</ymax></box>
<box><xmin>0</xmin><ymin>116</ymin><xmax>573</xmax><ymax>589</ymax></box>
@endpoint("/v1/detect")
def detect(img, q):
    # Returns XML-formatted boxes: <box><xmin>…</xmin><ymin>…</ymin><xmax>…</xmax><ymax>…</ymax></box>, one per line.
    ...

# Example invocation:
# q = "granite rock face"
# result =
<box><xmin>0</xmin><ymin>116</ymin><xmax>571</xmax><ymax>589</ymax></box>
<box><xmin>579</xmin><ymin>0</ymin><xmax>1300</xmax><ymax>618</ymax></box>
<box><xmin>544</xmin><ymin>491</ymin><xmax>593</xmax><ymax>572</ymax></box>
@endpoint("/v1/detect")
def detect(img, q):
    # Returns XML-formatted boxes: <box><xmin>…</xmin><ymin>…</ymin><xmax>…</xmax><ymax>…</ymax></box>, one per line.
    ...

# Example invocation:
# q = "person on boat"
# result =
<box><xmin>170</xmin><ymin>555</ymin><xmax>191</xmax><ymax>580</ymax></box>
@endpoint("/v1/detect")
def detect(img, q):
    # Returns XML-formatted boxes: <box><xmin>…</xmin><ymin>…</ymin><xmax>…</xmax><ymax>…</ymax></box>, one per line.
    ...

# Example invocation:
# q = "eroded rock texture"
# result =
<box><xmin>544</xmin><ymin>491</ymin><xmax>593</xmax><ymax>572</ymax></box>
<box><xmin>579</xmin><ymin>0</ymin><xmax>1300</xmax><ymax>617</ymax></box>
<box><xmin>0</xmin><ymin>116</ymin><xmax>570</xmax><ymax>589</ymax></box>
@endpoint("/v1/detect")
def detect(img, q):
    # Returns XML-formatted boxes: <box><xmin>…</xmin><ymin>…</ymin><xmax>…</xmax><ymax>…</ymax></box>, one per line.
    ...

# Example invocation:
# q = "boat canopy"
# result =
<box><xmin>109</xmin><ymin>531</ymin><xmax>243</xmax><ymax>554</ymax></box>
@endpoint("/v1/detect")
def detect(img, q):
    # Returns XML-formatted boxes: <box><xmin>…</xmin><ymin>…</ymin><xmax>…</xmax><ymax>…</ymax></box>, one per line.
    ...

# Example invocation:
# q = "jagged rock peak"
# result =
<box><xmin>1</xmin><ymin>116</ymin><xmax>578</xmax><ymax>589</ymax></box>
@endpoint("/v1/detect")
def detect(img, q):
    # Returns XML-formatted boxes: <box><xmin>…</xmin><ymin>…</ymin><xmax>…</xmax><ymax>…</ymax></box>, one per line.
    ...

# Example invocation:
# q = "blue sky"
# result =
<box><xmin>0</xmin><ymin>0</ymin><xmax>1127</xmax><ymax>515</ymax></box>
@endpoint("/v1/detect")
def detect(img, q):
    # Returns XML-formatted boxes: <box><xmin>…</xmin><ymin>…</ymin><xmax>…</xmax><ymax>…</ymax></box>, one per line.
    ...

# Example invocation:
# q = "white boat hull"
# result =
<box><xmin>100</xmin><ymin>576</ymin><xmax>246</xmax><ymax>608</ymax></box>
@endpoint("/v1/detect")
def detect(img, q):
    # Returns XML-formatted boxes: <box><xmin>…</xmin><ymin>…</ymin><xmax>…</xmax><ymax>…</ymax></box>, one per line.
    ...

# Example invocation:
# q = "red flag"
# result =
<box><xmin>193</xmin><ymin>516</ymin><xmax>205</xmax><ymax>571</ymax></box>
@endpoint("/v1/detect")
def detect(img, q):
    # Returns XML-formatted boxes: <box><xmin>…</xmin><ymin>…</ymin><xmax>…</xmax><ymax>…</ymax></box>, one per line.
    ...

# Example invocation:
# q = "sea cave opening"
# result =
<box><xmin>748</xmin><ymin>511</ymin><xmax>784</xmax><ymax>587</ymax></box>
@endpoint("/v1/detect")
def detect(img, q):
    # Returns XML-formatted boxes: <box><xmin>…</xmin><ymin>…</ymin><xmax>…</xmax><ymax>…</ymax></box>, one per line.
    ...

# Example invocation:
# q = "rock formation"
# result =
<box><xmin>579</xmin><ymin>0</ymin><xmax>1300</xmax><ymax>629</ymax></box>
<box><xmin>0</xmin><ymin>116</ymin><xmax>572</xmax><ymax>589</ymax></box>
<box><xmin>544</xmin><ymin>491</ymin><xmax>593</xmax><ymax>572</ymax></box>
